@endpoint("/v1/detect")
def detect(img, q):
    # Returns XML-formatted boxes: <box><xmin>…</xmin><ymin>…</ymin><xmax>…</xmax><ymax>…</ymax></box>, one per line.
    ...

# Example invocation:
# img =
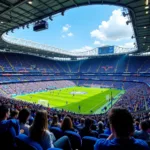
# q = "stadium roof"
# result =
<box><xmin>0</xmin><ymin>0</ymin><xmax>149</xmax><ymax>59</ymax></box>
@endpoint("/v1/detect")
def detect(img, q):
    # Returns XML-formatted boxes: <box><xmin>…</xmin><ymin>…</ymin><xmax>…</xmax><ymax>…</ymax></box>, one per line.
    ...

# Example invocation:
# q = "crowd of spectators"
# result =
<box><xmin>0</xmin><ymin>53</ymin><xmax>150</xmax><ymax>149</ymax></box>
<box><xmin>115</xmin><ymin>84</ymin><xmax>150</xmax><ymax>113</ymax></box>
<box><xmin>0</xmin><ymin>100</ymin><xmax>150</xmax><ymax>150</ymax></box>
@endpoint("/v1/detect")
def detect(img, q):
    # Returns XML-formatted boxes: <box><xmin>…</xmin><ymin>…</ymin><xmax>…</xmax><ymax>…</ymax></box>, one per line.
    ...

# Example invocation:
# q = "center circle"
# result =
<box><xmin>70</xmin><ymin>91</ymin><xmax>87</xmax><ymax>95</ymax></box>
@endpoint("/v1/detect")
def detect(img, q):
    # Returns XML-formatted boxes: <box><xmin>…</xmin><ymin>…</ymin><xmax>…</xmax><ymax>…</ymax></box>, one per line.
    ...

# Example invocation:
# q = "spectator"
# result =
<box><xmin>51</xmin><ymin>115</ymin><xmax>61</xmax><ymax>128</ymax></box>
<box><xmin>10</xmin><ymin>109</ymin><xmax>19</xmax><ymax>119</ymax></box>
<box><xmin>30</xmin><ymin>110</ymin><xmax>71</xmax><ymax>150</ymax></box>
<box><xmin>61</xmin><ymin>116</ymin><xmax>75</xmax><ymax>132</ymax></box>
<box><xmin>80</xmin><ymin>118</ymin><xmax>95</xmax><ymax>138</ymax></box>
<box><xmin>134</xmin><ymin>118</ymin><xmax>140</xmax><ymax>131</ymax></box>
<box><xmin>134</xmin><ymin>120</ymin><xmax>150</xmax><ymax>141</ymax></box>
<box><xmin>94</xmin><ymin>108</ymin><xmax>150</xmax><ymax>150</ymax></box>
<box><xmin>97</xmin><ymin>121</ymin><xmax>104</xmax><ymax>134</ymax></box>
<box><xmin>0</xmin><ymin>105</ymin><xmax>20</xmax><ymax>149</ymax></box>
<box><xmin>18</xmin><ymin>108</ymin><xmax>30</xmax><ymax>135</ymax></box>
<box><xmin>104</xmin><ymin>122</ymin><xmax>111</xmax><ymax>135</ymax></box>
<box><xmin>77</xmin><ymin>118</ymin><xmax>85</xmax><ymax>130</ymax></box>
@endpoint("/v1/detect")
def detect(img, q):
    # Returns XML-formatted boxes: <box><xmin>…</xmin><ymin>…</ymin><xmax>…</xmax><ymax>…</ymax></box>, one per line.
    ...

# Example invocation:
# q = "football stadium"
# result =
<box><xmin>0</xmin><ymin>0</ymin><xmax>150</xmax><ymax>150</ymax></box>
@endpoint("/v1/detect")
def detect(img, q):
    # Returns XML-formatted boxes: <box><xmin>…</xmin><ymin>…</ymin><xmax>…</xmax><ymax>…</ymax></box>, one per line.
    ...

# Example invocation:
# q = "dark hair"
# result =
<box><xmin>85</xmin><ymin>118</ymin><xmax>92</xmax><ymax>128</ymax></box>
<box><xmin>98</xmin><ymin>121</ymin><xmax>104</xmax><ymax>131</ymax></box>
<box><xmin>18</xmin><ymin>108</ymin><xmax>30</xmax><ymax>124</ymax></box>
<box><xmin>51</xmin><ymin>115</ymin><xmax>58</xmax><ymax>126</ymax></box>
<box><xmin>30</xmin><ymin>110</ymin><xmax>48</xmax><ymax>142</ymax></box>
<box><xmin>108</xmin><ymin>107</ymin><xmax>134</xmax><ymax>137</ymax></box>
<box><xmin>0</xmin><ymin>105</ymin><xmax>9</xmax><ymax>120</ymax></box>
<box><xmin>11</xmin><ymin>110</ymin><xmax>19</xmax><ymax>118</ymax></box>
<box><xmin>80</xmin><ymin>118</ymin><xmax>85</xmax><ymax>124</ymax></box>
<box><xmin>140</xmin><ymin>121</ymin><xmax>149</xmax><ymax>131</ymax></box>
<box><xmin>61</xmin><ymin>117</ymin><xmax>73</xmax><ymax>131</ymax></box>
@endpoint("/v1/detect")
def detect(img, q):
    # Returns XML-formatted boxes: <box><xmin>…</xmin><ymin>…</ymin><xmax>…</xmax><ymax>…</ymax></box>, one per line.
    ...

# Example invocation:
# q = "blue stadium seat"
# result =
<box><xmin>91</xmin><ymin>130</ymin><xmax>99</xmax><ymax>138</ymax></box>
<box><xmin>15</xmin><ymin>134</ymin><xmax>43</xmax><ymax>150</ymax></box>
<box><xmin>64</xmin><ymin>130</ymin><xmax>82</xmax><ymax>150</ymax></box>
<box><xmin>50</xmin><ymin>127</ymin><xmax>64</xmax><ymax>140</ymax></box>
<box><xmin>81</xmin><ymin>136</ymin><xmax>98</xmax><ymax>150</ymax></box>
<box><xmin>98</xmin><ymin>133</ymin><xmax>109</xmax><ymax>139</ymax></box>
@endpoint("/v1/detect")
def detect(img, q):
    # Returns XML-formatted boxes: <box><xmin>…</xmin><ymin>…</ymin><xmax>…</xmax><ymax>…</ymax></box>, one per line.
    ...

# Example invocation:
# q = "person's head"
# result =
<box><xmin>18</xmin><ymin>108</ymin><xmax>30</xmax><ymax>124</ymax></box>
<box><xmin>52</xmin><ymin>115</ymin><xmax>58</xmax><ymax>125</ymax></box>
<box><xmin>61</xmin><ymin>117</ymin><xmax>73</xmax><ymax>131</ymax></box>
<box><xmin>10</xmin><ymin>109</ymin><xmax>19</xmax><ymax>119</ymax></box>
<box><xmin>140</xmin><ymin>120</ymin><xmax>149</xmax><ymax>131</ymax></box>
<box><xmin>85</xmin><ymin>118</ymin><xmax>92</xmax><ymax>128</ymax></box>
<box><xmin>80</xmin><ymin>118</ymin><xmax>85</xmax><ymax>125</ymax></box>
<box><xmin>0</xmin><ymin>105</ymin><xmax>9</xmax><ymax>120</ymax></box>
<box><xmin>30</xmin><ymin>110</ymin><xmax>48</xmax><ymax>142</ymax></box>
<box><xmin>108</xmin><ymin>107</ymin><xmax>134</xmax><ymax>138</ymax></box>
<box><xmin>98</xmin><ymin>121</ymin><xmax>104</xmax><ymax>131</ymax></box>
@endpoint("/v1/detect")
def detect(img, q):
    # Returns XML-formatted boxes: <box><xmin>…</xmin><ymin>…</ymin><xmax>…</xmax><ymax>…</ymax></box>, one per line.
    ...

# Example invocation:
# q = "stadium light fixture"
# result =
<box><xmin>145</xmin><ymin>0</ymin><xmax>149</xmax><ymax>5</ymax></box>
<box><xmin>126</xmin><ymin>21</ymin><xmax>131</xmax><ymax>25</ymax></box>
<box><xmin>0</xmin><ymin>21</ymin><xmax>4</xmax><ymax>24</ymax></box>
<box><xmin>49</xmin><ymin>16</ymin><xmax>53</xmax><ymax>21</ymax></box>
<box><xmin>144</xmin><ymin>26</ymin><xmax>147</xmax><ymax>28</ymax></box>
<box><xmin>146</xmin><ymin>11</ymin><xmax>149</xmax><ymax>14</ymax></box>
<box><xmin>144</xmin><ymin>37</ymin><xmax>147</xmax><ymax>39</ymax></box>
<box><xmin>61</xmin><ymin>11</ymin><xmax>65</xmax><ymax>16</ymax></box>
<box><xmin>145</xmin><ymin>6</ymin><xmax>149</xmax><ymax>9</ymax></box>
<box><xmin>122</xmin><ymin>12</ymin><xmax>128</xmax><ymax>17</ymax></box>
<box><xmin>131</xmin><ymin>35</ymin><xmax>135</xmax><ymax>39</ymax></box>
<box><xmin>28</xmin><ymin>0</ymin><xmax>33</xmax><ymax>5</ymax></box>
<box><xmin>26</xmin><ymin>24</ymin><xmax>29</xmax><ymax>28</ymax></box>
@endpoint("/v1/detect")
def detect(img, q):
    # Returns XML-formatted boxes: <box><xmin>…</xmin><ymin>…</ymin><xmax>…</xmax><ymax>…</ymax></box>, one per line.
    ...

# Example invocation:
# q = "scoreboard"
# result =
<box><xmin>98</xmin><ymin>46</ymin><xmax>114</xmax><ymax>54</ymax></box>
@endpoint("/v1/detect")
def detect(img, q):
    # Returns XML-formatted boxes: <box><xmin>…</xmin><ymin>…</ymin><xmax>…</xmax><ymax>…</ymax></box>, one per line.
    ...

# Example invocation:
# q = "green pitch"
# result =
<box><xmin>14</xmin><ymin>86</ymin><xmax>123</xmax><ymax>114</ymax></box>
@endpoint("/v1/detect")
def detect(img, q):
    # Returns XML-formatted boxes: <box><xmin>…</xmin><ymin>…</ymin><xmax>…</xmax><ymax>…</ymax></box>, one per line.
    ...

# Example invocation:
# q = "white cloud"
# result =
<box><xmin>94</xmin><ymin>41</ymin><xmax>101</xmax><ymax>45</ymax></box>
<box><xmin>120</xmin><ymin>42</ymin><xmax>134</xmax><ymax>48</ymax></box>
<box><xmin>93</xmin><ymin>41</ymin><xmax>106</xmax><ymax>47</ymax></box>
<box><xmin>90</xmin><ymin>9</ymin><xmax>133</xmax><ymax>41</ymax></box>
<box><xmin>71</xmin><ymin>46</ymin><xmax>93</xmax><ymax>52</ymax></box>
<box><xmin>68</xmin><ymin>32</ymin><xmax>73</xmax><ymax>37</ymax></box>
<box><xmin>62</xmin><ymin>24</ymin><xmax>71</xmax><ymax>32</ymax></box>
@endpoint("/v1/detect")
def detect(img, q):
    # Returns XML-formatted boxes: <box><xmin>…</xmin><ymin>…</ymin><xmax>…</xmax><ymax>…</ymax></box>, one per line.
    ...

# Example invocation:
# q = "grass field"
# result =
<box><xmin>14</xmin><ymin>86</ymin><xmax>123</xmax><ymax>114</ymax></box>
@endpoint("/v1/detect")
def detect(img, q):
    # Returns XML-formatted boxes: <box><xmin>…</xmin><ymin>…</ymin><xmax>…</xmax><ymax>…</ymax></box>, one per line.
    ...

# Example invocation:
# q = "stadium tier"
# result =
<box><xmin>0</xmin><ymin>52</ymin><xmax>149</xmax><ymax>114</ymax></box>
<box><xmin>0</xmin><ymin>53</ymin><xmax>150</xmax><ymax>73</ymax></box>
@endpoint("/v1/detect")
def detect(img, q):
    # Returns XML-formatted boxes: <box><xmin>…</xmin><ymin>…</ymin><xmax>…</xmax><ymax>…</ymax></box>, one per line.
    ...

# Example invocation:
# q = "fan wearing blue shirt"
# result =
<box><xmin>0</xmin><ymin>105</ymin><xmax>20</xmax><ymax>150</ymax></box>
<box><xmin>94</xmin><ymin>107</ymin><xmax>150</xmax><ymax>150</ymax></box>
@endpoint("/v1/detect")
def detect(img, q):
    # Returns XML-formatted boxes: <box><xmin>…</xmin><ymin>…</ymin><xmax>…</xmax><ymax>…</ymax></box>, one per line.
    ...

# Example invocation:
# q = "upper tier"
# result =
<box><xmin>0</xmin><ymin>52</ymin><xmax>149</xmax><ymax>73</ymax></box>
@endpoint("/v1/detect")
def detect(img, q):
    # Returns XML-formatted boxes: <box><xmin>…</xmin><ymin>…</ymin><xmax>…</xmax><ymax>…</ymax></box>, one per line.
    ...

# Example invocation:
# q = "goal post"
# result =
<box><xmin>38</xmin><ymin>99</ymin><xmax>49</xmax><ymax>107</ymax></box>
<box><xmin>106</xmin><ymin>95</ymin><xmax>110</xmax><ymax>101</ymax></box>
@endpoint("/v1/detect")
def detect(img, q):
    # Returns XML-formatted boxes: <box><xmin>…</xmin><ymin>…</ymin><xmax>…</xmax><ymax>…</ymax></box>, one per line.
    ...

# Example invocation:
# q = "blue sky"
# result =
<box><xmin>9</xmin><ymin>5</ymin><xmax>134</xmax><ymax>51</ymax></box>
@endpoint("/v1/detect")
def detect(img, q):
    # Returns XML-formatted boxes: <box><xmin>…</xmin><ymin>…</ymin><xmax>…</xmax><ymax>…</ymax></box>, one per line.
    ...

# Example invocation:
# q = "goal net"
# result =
<box><xmin>38</xmin><ymin>99</ymin><xmax>49</xmax><ymax>107</ymax></box>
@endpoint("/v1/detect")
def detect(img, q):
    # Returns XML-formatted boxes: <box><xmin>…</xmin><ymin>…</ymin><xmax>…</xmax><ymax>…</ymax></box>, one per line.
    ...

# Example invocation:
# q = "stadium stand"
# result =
<box><xmin>0</xmin><ymin>53</ymin><xmax>149</xmax><ymax>113</ymax></box>
<box><xmin>0</xmin><ymin>0</ymin><xmax>150</xmax><ymax>149</ymax></box>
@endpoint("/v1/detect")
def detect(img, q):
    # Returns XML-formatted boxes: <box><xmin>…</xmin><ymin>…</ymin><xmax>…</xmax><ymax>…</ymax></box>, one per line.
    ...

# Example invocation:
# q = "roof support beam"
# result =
<box><xmin>26</xmin><ymin>3</ymin><xmax>46</xmax><ymax>16</ymax></box>
<box><xmin>0</xmin><ymin>0</ymin><xmax>28</xmax><ymax>16</ymax></box>
<box><xmin>37</xmin><ymin>0</ymin><xmax>55</xmax><ymax>12</ymax></box>
<box><xmin>70</xmin><ymin>0</ymin><xmax>78</xmax><ymax>7</ymax></box>
<box><xmin>87</xmin><ymin>0</ymin><xmax>91</xmax><ymax>4</ymax></box>
<box><xmin>55</xmin><ymin>0</ymin><xmax>65</xmax><ymax>8</ymax></box>
<box><xmin>0</xmin><ymin>2</ymin><xmax>10</xmax><ymax>8</ymax></box>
